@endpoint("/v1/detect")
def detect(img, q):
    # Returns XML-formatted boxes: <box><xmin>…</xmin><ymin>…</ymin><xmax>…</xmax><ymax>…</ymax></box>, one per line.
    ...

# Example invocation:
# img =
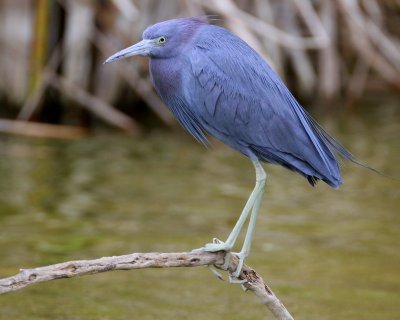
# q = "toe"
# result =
<box><xmin>193</xmin><ymin>242</ymin><xmax>231</xmax><ymax>253</ymax></box>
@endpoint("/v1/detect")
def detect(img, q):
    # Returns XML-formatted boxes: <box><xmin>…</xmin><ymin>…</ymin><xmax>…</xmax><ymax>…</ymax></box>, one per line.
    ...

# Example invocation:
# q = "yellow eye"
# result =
<box><xmin>157</xmin><ymin>36</ymin><xmax>166</xmax><ymax>44</ymax></box>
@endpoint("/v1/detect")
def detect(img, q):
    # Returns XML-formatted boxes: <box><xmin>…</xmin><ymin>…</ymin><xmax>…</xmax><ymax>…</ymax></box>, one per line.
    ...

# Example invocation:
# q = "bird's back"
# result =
<box><xmin>152</xmin><ymin>22</ymin><xmax>353</xmax><ymax>188</ymax></box>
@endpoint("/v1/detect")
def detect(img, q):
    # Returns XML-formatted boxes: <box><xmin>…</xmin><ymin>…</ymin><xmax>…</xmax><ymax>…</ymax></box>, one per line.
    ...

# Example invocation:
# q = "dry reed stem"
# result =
<box><xmin>49</xmin><ymin>72</ymin><xmax>141</xmax><ymax>134</ymax></box>
<box><xmin>196</xmin><ymin>0</ymin><xmax>329</xmax><ymax>49</ymax></box>
<box><xmin>0</xmin><ymin>119</ymin><xmax>87</xmax><ymax>139</ymax></box>
<box><xmin>1</xmin><ymin>0</ymin><xmax>400</xmax><ymax>124</ymax></box>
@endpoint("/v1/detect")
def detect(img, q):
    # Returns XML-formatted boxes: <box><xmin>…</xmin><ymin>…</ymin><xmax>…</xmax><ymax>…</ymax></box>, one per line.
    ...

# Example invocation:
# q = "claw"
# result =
<box><xmin>208</xmin><ymin>265</ymin><xmax>224</xmax><ymax>281</ymax></box>
<box><xmin>193</xmin><ymin>240</ymin><xmax>249</xmax><ymax>286</ymax></box>
<box><xmin>228</xmin><ymin>274</ymin><xmax>247</xmax><ymax>284</ymax></box>
<box><xmin>219</xmin><ymin>252</ymin><xmax>231</xmax><ymax>270</ymax></box>
<box><xmin>232</xmin><ymin>260</ymin><xmax>244</xmax><ymax>278</ymax></box>
<box><xmin>231</xmin><ymin>251</ymin><xmax>247</xmax><ymax>277</ymax></box>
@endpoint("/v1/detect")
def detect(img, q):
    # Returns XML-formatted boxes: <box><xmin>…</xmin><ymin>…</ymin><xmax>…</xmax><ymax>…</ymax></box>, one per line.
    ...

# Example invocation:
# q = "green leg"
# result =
<box><xmin>224</xmin><ymin>166</ymin><xmax>264</xmax><ymax>248</ymax></box>
<box><xmin>231</xmin><ymin>182</ymin><xmax>265</xmax><ymax>276</ymax></box>
<box><xmin>193</xmin><ymin>160</ymin><xmax>267</xmax><ymax>277</ymax></box>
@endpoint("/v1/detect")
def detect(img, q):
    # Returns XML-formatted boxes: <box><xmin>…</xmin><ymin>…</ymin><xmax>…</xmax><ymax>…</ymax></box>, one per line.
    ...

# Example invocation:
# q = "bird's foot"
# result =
<box><xmin>222</xmin><ymin>251</ymin><xmax>247</xmax><ymax>284</ymax></box>
<box><xmin>192</xmin><ymin>239</ymin><xmax>248</xmax><ymax>284</ymax></box>
<box><xmin>192</xmin><ymin>238</ymin><xmax>232</xmax><ymax>271</ymax></box>
<box><xmin>207</xmin><ymin>254</ymin><xmax>246</xmax><ymax>284</ymax></box>
<box><xmin>191</xmin><ymin>238</ymin><xmax>232</xmax><ymax>254</ymax></box>
<box><xmin>207</xmin><ymin>265</ymin><xmax>224</xmax><ymax>281</ymax></box>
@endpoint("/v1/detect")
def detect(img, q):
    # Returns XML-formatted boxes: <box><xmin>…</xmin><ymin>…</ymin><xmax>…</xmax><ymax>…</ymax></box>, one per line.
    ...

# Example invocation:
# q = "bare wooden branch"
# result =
<box><xmin>0</xmin><ymin>251</ymin><xmax>294</xmax><ymax>320</ymax></box>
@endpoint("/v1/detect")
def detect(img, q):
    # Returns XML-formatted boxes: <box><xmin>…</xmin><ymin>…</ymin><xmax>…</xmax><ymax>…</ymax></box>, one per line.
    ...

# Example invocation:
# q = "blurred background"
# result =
<box><xmin>0</xmin><ymin>1</ymin><xmax>399</xmax><ymax>319</ymax></box>
<box><xmin>1</xmin><ymin>0</ymin><xmax>400</xmax><ymax>133</ymax></box>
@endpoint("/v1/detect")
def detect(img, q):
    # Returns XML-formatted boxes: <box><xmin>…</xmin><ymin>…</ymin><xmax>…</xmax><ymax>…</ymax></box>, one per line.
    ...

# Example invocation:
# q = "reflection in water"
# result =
<box><xmin>0</xmin><ymin>102</ymin><xmax>399</xmax><ymax>319</ymax></box>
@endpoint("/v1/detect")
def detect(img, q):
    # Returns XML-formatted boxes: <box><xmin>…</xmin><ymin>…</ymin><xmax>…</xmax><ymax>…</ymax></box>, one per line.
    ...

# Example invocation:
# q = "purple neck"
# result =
<box><xmin>150</xmin><ymin>57</ymin><xmax>182</xmax><ymax>99</ymax></box>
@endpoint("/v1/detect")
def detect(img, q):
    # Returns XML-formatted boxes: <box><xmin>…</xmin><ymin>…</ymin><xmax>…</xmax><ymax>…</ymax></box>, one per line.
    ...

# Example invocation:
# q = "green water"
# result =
<box><xmin>0</xmin><ymin>102</ymin><xmax>399</xmax><ymax>319</ymax></box>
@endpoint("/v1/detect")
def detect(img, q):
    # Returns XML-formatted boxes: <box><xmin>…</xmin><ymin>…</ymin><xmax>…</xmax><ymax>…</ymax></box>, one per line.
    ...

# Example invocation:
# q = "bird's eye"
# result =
<box><xmin>156</xmin><ymin>36</ymin><xmax>166</xmax><ymax>45</ymax></box>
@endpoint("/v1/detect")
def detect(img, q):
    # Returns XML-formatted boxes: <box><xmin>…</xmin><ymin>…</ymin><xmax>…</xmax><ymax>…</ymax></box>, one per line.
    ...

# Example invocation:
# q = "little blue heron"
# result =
<box><xmin>104</xmin><ymin>17</ymin><xmax>360</xmax><ymax>278</ymax></box>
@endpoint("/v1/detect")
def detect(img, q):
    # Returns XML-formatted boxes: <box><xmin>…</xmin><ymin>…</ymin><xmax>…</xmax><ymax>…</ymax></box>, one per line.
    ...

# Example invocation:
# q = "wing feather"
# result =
<box><xmin>181</xmin><ymin>25</ymin><xmax>350</xmax><ymax>186</ymax></box>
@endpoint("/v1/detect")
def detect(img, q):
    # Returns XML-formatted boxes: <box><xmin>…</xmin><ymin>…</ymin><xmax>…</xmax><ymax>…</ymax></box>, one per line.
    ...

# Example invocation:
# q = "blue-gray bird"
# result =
<box><xmin>105</xmin><ymin>17</ymin><xmax>359</xmax><ymax>278</ymax></box>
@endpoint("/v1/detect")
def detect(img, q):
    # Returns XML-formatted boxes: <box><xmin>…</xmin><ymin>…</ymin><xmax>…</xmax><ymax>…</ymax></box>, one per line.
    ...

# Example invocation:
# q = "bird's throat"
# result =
<box><xmin>150</xmin><ymin>58</ymin><xmax>182</xmax><ymax>98</ymax></box>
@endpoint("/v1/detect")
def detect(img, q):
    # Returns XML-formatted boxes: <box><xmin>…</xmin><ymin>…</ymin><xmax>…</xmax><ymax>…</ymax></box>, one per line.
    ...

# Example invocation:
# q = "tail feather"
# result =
<box><xmin>283</xmin><ymin>88</ymin><xmax>386</xmax><ymax>183</ymax></box>
<box><xmin>282</xmin><ymin>91</ymin><xmax>342</xmax><ymax>187</ymax></box>
<box><xmin>303</xmin><ymin>109</ymin><xmax>385</xmax><ymax>177</ymax></box>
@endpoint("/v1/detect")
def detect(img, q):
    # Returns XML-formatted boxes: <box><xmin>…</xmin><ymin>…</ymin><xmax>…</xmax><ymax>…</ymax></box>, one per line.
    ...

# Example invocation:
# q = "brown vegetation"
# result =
<box><xmin>0</xmin><ymin>0</ymin><xmax>399</xmax><ymax>137</ymax></box>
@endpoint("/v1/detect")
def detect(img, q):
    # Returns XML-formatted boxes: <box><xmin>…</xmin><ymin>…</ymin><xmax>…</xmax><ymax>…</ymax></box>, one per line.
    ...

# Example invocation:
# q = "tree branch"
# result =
<box><xmin>0</xmin><ymin>250</ymin><xmax>294</xmax><ymax>320</ymax></box>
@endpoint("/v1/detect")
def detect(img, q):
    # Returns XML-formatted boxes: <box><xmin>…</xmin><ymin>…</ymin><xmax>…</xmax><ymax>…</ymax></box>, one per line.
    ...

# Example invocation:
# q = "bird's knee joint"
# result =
<box><xmin>256</xmin><ymin>174</ymin><xmax>267</xmax><ymax>183</ymax></box>
<box><xmin>237</xmin><ymin>251</ymin><xmax>249</xmax><ymax>259</ymax></box>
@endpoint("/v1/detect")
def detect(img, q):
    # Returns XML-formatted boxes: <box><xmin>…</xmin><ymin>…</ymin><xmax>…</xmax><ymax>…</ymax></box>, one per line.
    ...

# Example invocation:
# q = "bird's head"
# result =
<box><xmin>104</xmin><ymin>17</ymin><xmax>208</xmax><ymax>63</ymax></box>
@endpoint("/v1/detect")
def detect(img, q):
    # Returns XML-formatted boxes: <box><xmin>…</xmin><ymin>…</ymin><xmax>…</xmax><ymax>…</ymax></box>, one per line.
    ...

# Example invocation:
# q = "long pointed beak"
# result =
<box><xmin>103</xmin><ymin>39</ymin><xmax>153</xmax><ymax>64</ymax></box>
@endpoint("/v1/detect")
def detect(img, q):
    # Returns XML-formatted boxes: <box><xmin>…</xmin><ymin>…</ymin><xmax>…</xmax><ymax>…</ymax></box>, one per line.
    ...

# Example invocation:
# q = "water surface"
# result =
<box><xmin>0</xmin><ymin>101</ymin><xmax>399</xmax><ymax>319</ymax></box>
